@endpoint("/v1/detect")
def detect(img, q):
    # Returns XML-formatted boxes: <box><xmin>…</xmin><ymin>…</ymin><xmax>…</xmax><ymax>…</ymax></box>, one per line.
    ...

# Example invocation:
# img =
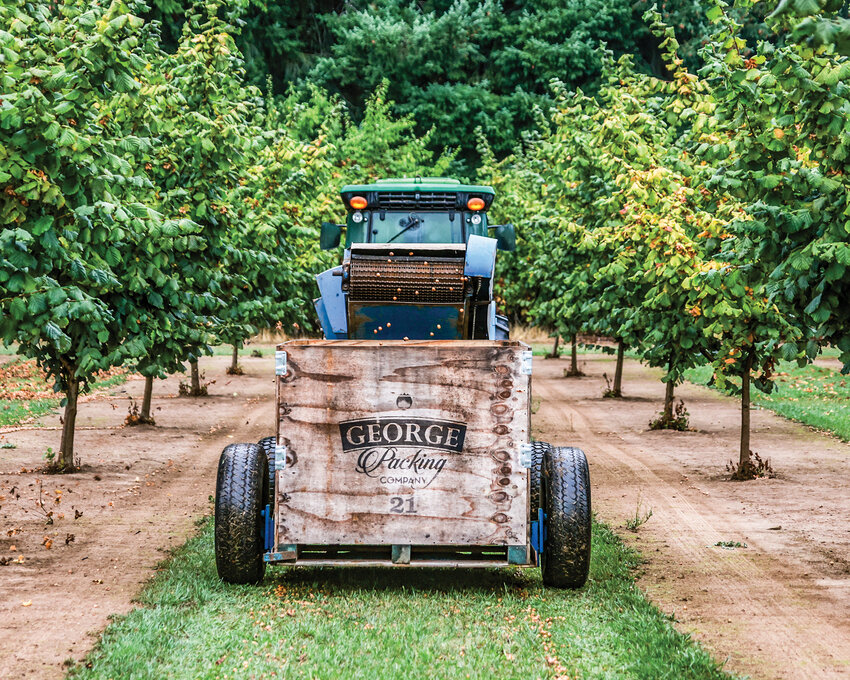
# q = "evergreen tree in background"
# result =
<box><xmin>147</xmin><ymin>0</ymin><xmax>770</xmax><ymax>173</ymax></box>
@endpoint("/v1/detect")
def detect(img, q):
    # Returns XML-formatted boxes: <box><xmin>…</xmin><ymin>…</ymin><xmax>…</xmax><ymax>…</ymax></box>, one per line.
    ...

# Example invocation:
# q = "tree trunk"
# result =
<box><xmin>570</xmin><ymin>334</ymin><xmax>578</xmax><ymax>374</ymax></box>
<box><xmin>612</xmin><ymin>340</ymin><xmax>624</xmax><ymax>397</ymax></box>
<box><xmin>739</xmin><ymin>351</ymin><xmax>753</xmax><ymax>469</ymax></box>
<box><xmin>190</xmin><ymin>359</ymin><xmax>201</xmax><ymax>395</ymax></box>
<box><xmin>141</xmin><ymin>375</ymin><xmax>154</xmax><ymax>421</ymax></box>
<box><xmin>662</xmin><ymin>378</ymin><xmax>675</xmax><ymax>423</ymax></box>
<box><xmin>58</xmin><ymin>375</ymin><xmax>79</xmax><ymax>471</ymax></box>
<box><xmin>549</xmin><ymin>335</ymin><xmax>560</xmax><ymax>358</ymax></box>
<box><xmin>231</xmin><ymin>345</ymin><xmax>239</xmax><ymax>373</ymax></box>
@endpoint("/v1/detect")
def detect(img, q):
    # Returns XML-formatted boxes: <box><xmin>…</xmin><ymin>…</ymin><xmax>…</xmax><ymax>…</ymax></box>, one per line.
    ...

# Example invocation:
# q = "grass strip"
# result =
<box><xmin>69</xmin><ymin>519</ymin><xmax>734</xmax><ymax>680</ymax></box>
<box><xmin>0</xmin><ymin>398</ymin><xmax>58</xmax><ymax>428</ymax></box>
<box><xmin>685</xmin><ymin>359</ymin><xmax>850</xmax><ymax>442</ymax></box>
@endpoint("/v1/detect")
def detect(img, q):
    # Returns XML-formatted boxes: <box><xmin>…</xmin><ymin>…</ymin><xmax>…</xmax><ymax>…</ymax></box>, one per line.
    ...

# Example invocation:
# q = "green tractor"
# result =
<box><xmin>214</xmin><ymin>177</ymin><xmax>592</xmax><ymax>588</ymax></box>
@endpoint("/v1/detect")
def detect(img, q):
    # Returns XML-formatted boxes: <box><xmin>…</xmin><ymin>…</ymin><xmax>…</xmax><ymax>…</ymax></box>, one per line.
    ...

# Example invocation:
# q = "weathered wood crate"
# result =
<box><xmin>274</xmin><ymin>340</ymin><xmax>531</xmax><ymax>564</ymax></box>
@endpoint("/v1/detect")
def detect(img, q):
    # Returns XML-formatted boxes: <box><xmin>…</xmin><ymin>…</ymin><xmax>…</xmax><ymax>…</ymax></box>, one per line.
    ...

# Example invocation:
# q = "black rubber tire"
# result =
<box><xmin>257</xmin><ymin>436</ymin><xmax>276</xmax><ymax>505</ymax></box>
<box><xmin>540</xmin><ymin>446</ymin><xmax>591</xmax><ymax>589</ymax></box>
<box><xmin>529</xmin><ymin>441</ymin><xmax>551</xmax><ymax>514</ymax></box>
<box><xmin>215</xmin><ymin>443</ymin><xmax>267</xmax><ymax>585</ymax></box>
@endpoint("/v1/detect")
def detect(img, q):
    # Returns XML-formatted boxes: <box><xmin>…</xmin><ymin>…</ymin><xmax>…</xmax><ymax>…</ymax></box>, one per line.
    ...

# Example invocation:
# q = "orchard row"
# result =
<box><xmin>482</xmin><ymin>0</ymin><xmax>850</xmax><ymax>474</ymax></box>
<box><xmin>0</xmin><ymin>0</ymin><xmax>452</xmax><ymax>468</ymax></box>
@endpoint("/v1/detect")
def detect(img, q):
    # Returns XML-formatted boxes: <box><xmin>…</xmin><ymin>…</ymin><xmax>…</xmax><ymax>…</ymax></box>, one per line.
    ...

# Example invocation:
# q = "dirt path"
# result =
<box><xmin>533</xmin><ymin>353</ymin><xmax>850</xmax><ymax>680</ymax></box>
<box><xmin>0</xmin><ymin>354</ymin><xmax>276</xmax><ymax>678</ymax></box>
<box><xmin>2</xmin><ymin>349</ymin><xmax>848</xmax><ymax>679</ymax></box>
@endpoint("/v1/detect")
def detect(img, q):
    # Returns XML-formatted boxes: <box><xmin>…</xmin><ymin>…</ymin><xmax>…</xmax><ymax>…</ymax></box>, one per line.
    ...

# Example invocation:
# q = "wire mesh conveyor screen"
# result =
<box><xmin>348</xmin><ymin>255</ymin><xmax>465</xmax><ymax>303</ymax></box>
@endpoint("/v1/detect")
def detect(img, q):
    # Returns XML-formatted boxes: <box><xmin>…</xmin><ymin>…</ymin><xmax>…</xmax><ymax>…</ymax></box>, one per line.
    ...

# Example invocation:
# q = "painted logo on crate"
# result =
<box><xmin>339</xmin><ymin>417</ymin><xmax>466</xmax><ymax>488</ymax></box>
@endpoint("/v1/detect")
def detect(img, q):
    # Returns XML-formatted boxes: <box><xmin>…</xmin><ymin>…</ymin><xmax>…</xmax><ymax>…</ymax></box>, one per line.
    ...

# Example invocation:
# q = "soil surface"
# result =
<box><xmin>0</xmin><ymin>354</ymin><xmax>276</xmax><ymax>678</ymax></box>
<box><xmin>533</xmin><ymin>353</ymin><xmax>850</xmax><ymax>680</ymax></box>
<box><xmin>1</xmin><ymin>350</ymin><xmax>848</xmax><ymax>679</ymax></box>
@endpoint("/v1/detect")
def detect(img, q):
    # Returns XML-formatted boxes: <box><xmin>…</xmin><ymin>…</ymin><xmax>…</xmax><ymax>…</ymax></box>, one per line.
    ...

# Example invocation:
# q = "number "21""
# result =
<box><xmin>389</xmin><ymin>496</ymin><xmax>416</xmax><ymax>514</ymax></box>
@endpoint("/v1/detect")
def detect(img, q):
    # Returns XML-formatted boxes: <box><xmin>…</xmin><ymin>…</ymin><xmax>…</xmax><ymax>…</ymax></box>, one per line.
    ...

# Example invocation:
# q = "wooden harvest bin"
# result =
<box><xmin>270</xmin><ymin>339</ymin><xmax>533</xmax><ymax>567</ymax></box>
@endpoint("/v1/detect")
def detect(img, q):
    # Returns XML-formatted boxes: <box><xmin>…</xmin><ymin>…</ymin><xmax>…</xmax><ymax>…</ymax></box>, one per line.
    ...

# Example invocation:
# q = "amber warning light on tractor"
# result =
<box><xmin>349</xmin><ymin>196</ymin><xmax>368</xmax><ymax>210</ymax></box>
<box><xmin>467</xmin><ymin>197</ymin><xmax>485</xmax><ymax>211</ymax></box>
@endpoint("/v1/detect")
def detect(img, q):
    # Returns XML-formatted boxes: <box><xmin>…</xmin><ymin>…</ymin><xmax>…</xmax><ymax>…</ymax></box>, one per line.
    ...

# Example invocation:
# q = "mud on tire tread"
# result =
<box><xmin>529</xmin><ymin>441</ymin><xmax>551</xmax><ymax>513</ymax></box>
<box><xmin>541</xmin><ymin>446</ymin><xmax>591</xmax><ymax>589</ymax></box>
<box><xmin>257</xmin><ymin>436</ymin><xmax>276</xmax><ymax>505</ymax></box>
<box><xmin>215</xmin><ymin>443</ymin><xmax>267</xmax><ymax>585</ymax></box>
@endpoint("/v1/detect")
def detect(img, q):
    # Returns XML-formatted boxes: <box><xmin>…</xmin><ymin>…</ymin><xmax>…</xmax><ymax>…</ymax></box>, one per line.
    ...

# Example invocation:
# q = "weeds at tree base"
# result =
<box><xmin>178</xmin><ymin>373</ymin><xmax>214</xmax><ymax>397</ymax></box>
<box><xmin>225</xmin><ymin>365</ymin><xmax>244</xmax><ymax>376</ymax></box>
<box><xmin>124</xmin><ymin>399</ymin><xmax>155</xmax><ymax>426</ymax></box>
<box><xmin>250</xmin><ymin>349</ymin><xmax>263</xmax><ymax>358</ymax></box>
<box><xmin>602</xmin><ymin>372</ymin><xmax>622</xmax><ymax>399</ymax></box>
<box><xmin>649</xmin><ymin>399</ymin><xmax>690</xmax><ymax>431</ymax></box>
<box><xmin>178</xmin><ymin>380</ymin><xmax>206</xmax><ymax>396</ymax></box>
<box><xmin>727</xmin><ymin>451</ymin><xmax>774</xmax><ymax>480</ymax></box>
<box><xmin>563</xmin><ymin>367</ymin><xmax>585</xmax><ymax>378</ymax></box>
<box><xmin>43</xmin><ymin>454</ymin><xmax>81</xmax><ymax>474</ymax></box>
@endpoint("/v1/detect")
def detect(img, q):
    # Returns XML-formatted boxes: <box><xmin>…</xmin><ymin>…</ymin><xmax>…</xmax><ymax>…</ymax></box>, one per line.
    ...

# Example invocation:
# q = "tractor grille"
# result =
<box><xmin>376</xmin><ymin>192</ymin><xmax>458</xmax><ymax>211</ymax></box>
<box><xmin>348</xmin><ymin>255</ymin><xmax>465</xmax><ymax>303</ymax></box>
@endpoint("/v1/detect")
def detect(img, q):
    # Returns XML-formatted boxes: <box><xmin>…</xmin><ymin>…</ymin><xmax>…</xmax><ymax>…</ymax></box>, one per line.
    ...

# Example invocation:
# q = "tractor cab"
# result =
<box><xmin>315</xmin><ymin>178</ymin><xmax>513</xmax><ymax>341</ymax></box>
<box><xmin>320</xmin><ymin>178</ymin><xmax>513</xmax><ymax>248</ymax></box>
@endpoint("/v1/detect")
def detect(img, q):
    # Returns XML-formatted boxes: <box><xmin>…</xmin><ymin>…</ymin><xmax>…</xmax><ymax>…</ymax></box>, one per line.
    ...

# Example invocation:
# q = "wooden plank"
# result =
<box><xmin>275</xmin><ymin>340</ymin><xmax>530</xmax><ymax>547</ymax></box>
<box><xmin>278</xmin><ymin>339</ymin><xmax>520</xmax><ymax>348</ymax></box>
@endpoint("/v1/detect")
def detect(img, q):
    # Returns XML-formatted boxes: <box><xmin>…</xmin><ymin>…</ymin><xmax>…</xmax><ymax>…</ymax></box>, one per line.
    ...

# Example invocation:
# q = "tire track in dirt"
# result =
<box><xmin>0</xmin><ymin>355</ymin><xmax>276</xmax><ymax>679</ymax></box>
<box><xmin>532</xmin><ymin>354</ymin><xmax>850</xmax><ymax>680</ymax></box>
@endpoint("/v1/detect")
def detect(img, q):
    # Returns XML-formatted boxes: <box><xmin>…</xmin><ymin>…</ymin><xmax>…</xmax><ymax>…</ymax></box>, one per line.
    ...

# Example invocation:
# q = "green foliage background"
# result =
<box><xmin>2</xmin><ymin>0</ymin><xmax>849</xmax><ymax>467</ymax></box>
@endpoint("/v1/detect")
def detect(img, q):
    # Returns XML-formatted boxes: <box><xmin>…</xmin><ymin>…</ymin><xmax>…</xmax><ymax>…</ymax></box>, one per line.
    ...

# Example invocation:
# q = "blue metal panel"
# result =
<box><xmin>348</xmin><ymin>303</ymin><xmax>463</xmax><ymax>340</ymax></box>
<box><xmin>315</xmin><ymin>266</ymin><xmax>348</xmax><ymax>337</ymax></box>
<box><xmin>495</xmin><ymin>314</ymin><xmax>510</xmax><ymax>340</ymax></box>
<box><xmin>531</xmin><ymin>508</ymin><xmax>547</xmax><ymax>554</ymax></box>
<box><xmin>261</xmin><ymin>504</ymin><xmax>274</xmax><ymax>552</ymax></box>
<box><xmin>314</xmin><ymin>298</ymin><xmax>338</xmax><ymax>340</ymax></box>
<box><xmin>464</xmin><ymin>234</ymin><xmax>497</xmax><ymax>279</ymax></box>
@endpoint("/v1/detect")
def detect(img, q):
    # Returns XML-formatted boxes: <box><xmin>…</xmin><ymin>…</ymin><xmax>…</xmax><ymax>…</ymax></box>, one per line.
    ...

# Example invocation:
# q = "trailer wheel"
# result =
<box><xmin>541</xmin><ymin>446</ymin><xmax>591</xmax><ymax>589</ymax></box>
<box><xmin>529</xmin><ymin>441</ymin><xmax>551</xmax><ymax>513</ymax></box>
<box><xmin>215</xmin><ymin>443</ymin><xmax>267</xmax><ymax>585</ymax></box>
<box><xmin>257</xmin><ymin>436</ymin><xmax>276</xmax><ymax>504</ymax></box>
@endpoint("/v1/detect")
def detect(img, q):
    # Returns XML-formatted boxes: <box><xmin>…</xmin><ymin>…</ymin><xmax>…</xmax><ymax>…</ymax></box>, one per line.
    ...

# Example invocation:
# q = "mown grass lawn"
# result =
<box><xmin>68</xmin><ymin>520</ymin><xmax>733</xmax><ymax>680</ymax></box>
<box><xmin>685</xmin><ymin>357</ymin><xmax>850</xmax><ymax>442</ymax></box>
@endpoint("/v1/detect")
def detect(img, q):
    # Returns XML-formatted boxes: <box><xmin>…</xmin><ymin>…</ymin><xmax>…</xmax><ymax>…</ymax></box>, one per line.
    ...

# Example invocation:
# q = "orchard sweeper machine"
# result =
<box><xmin>214</xmin><ymin>178</ymin><xmax>591</xmax><ymax>588</ymax></box>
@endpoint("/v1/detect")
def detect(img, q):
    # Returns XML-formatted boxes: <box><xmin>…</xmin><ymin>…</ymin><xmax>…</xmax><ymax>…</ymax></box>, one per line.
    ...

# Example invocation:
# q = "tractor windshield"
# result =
<box><xmin>370</xmin><ymin>211</ymin><xmax>469</xmax><ymax>244</ymax></box>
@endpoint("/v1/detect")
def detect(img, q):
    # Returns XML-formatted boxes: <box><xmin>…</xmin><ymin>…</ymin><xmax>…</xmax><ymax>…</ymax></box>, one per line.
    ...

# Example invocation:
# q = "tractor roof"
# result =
<box><xmin>340</xmin><ymin>177</ymin><xmax>495</xmax><ymax>211</ymax></box>
<box><xmin>341</xmin><ymin>177</ymin><xmax>495</xmax><ymax>195</ymax></box>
